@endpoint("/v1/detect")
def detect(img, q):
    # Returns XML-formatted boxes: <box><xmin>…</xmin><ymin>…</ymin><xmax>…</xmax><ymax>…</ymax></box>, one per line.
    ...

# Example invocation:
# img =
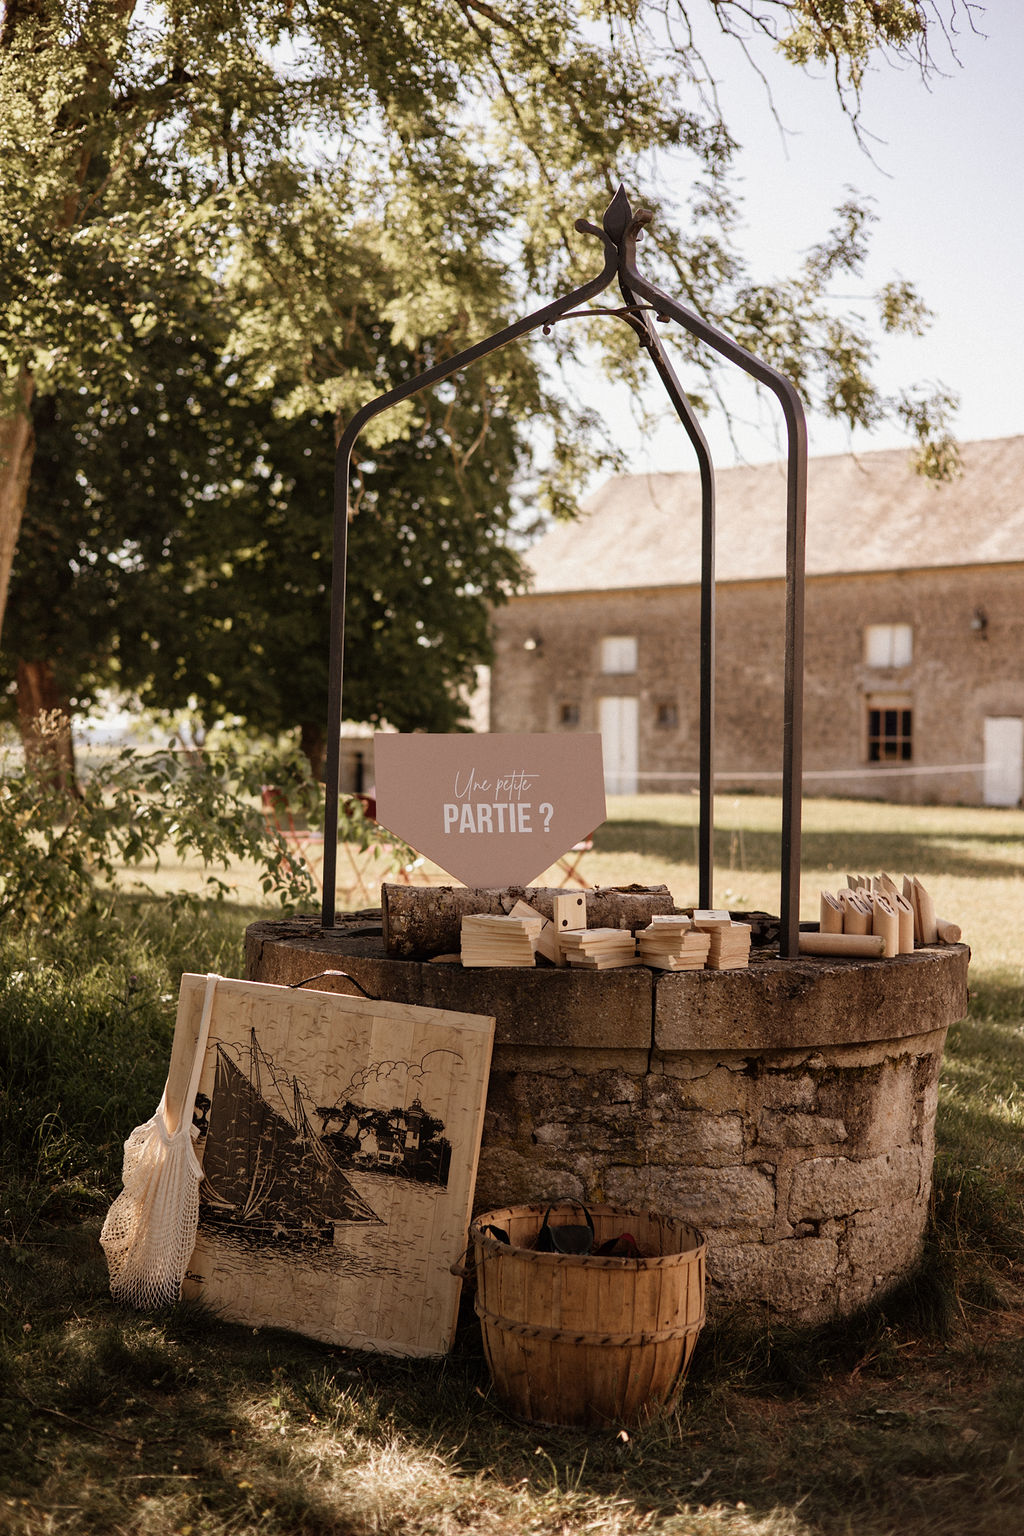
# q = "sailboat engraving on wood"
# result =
<box><xmin>198</xmin><ymin>1034</ymin><xmax>379</xmax><ymax>1251</ymax></box>
<box><xmin>170</xmin><ymin>976</ymin><xmax>494</xmax><ymax>1355</ymax></box>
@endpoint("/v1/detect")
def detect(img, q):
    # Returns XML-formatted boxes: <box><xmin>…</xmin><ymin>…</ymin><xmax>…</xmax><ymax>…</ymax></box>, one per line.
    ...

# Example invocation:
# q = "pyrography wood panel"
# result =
<box><xmin>166</xmin><ymin>975</ymin><xmax>494</xmax><ymax>1357</ymax></box>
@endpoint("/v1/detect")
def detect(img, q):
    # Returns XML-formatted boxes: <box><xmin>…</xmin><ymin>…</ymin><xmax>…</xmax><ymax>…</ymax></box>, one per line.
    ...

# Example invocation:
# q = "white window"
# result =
<box><xmin>864</xmin><ymin>623</ymin><xmax>912</xmax><ymax>668</ymax></box>
<box><xmin>601</xmin><ymin>635</ymin><xmax>637</xmax><ymax>674</ymax></box>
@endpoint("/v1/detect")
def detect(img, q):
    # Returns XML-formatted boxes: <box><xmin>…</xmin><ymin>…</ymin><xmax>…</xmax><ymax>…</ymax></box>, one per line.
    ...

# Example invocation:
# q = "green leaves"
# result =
<box><xmin>2</xmin><ymin>0</ymin><xmax>966</xmax><ymax>458</ymax></box>
<box><xmin>1</xmin><ymin>0</ymin><xmax>970</xmax><ymax>745</ymax></box>
<box><xmin>0</xmin><ymin>730</ymin><xmax>321</xmax><ymax>926</ymax></box>
<box><xmin>776</xmin><ymin>1</ymin><xmax>930</xmax><ymax>93</ymax></box>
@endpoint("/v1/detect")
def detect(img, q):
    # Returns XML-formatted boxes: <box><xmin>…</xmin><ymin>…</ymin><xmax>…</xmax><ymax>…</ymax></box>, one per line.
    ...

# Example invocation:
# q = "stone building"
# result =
<box><xmin>490</xmin><ymin>435</ymin><xmax>1024</xmax><ymax>806</ymax></box>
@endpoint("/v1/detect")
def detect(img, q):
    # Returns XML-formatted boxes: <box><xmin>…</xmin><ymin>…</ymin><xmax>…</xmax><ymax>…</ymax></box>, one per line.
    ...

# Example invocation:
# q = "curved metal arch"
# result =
<box><xmin>321</xmin><ymin>213</ymin><xmax>622</xmax><ymax>922</ymax></box>
<box><xmin>321</xmin><ymin>186</ymin><xmax>807</xmax><ymax>958</ymax></box>
<box><xmin>614</xmin><ymin>204</ymin><xmax>807</xmax><ymax>957</ymax></box>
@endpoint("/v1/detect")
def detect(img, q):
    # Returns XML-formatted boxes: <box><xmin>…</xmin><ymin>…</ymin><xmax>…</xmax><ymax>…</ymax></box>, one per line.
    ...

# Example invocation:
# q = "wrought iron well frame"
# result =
<box><xmin>320</xmin><ymin>187</ymin><xmax>808</xmax><ymax>957</ymax></box>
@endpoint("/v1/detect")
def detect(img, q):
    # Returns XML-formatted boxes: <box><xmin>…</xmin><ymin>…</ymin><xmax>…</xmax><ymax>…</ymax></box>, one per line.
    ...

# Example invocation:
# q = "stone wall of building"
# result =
<box><xmin>490</xmin><ymin>563</ymin><xmax>1024</xmax><ymax>804</ymax></box>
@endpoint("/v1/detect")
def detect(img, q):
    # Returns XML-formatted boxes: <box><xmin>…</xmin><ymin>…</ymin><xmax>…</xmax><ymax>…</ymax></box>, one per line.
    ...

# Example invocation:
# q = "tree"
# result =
<box><xmin>0</xmin><ymin>265</ymin><xmax>244</xmax><ymax>770</ymax></box>
<box><xmin>1</xmin><ymin>2</ymin><xmax>970</xmax><ymax>583</ymax></box>
<box><xmin>1</xmin><ymin>301</ymin><xmax>530</xmax><ymax>776</ymax></box>
<box><xmin>1</xmin><ymin>2</ymin><xmax>971</xmax><ymax>755</ymax></box>
<box><xmin>132</xmin><ymin>387</ymin><xmax>528</xmax><ymax>778</ymax></box>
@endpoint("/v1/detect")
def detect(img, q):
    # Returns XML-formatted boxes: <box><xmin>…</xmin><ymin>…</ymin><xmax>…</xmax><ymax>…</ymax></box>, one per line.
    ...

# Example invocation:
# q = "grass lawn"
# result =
<box><xmin>1</xmin><ymin>794</ymin><xmax>1022</xmax><ymax>1535</ymax></box>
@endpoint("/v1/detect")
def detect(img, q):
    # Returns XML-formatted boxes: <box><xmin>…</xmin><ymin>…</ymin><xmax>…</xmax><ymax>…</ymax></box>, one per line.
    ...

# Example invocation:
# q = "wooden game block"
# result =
<box><xmin>841</xmin><ymin>891</ymin><xmax>873</xmax><ymax>936</ymax></box>
<box><xmin>704</xmin><ymin>921</ymin><xmax>752</xmax><ymax>970</ymax></box>
<box><xmin>912</xmin><ymin>877</ymin><xmax>938</xmax><ymax>945</ymax></box>
<box><xmin>693</xmin><ymin>909</ymin><xmax>731</xmax><ymax>928</ymax></box>
<box><xmin>892</xmin><ymin>891</ymin><xmax>915</xmax><ymax>954</ymax></box>
<box><xmin>902</xmin><ymin>875</ymin><xmax>920</xmax><ymax>940</ymax></box>
<box><xmin>507</xmin><ymin>899</ymin><xmax>559</xmax><ymax>964</ymax></box>
<box><xmin>565</xmin><ymin>954</ymin><xmax>642</xmax><ymax>970</ymax></box>
<box><xmin>558</xmin><ymin>926</ymin><xmax>637</xmax><ymax>970</ymax></box>
<box><xmin>553</xmin><ymin>892</ymin><xmax>587</xmax><ymax>932</ymax></box>
<box><xmin>552</xmin><ymin>891</ymin><xmax>587</xmax><ymax>967</ymax></box>
<box><xmin>461</xmin><ymin>912</ymin><xmax>541</xmax><ymax>967</ymax></box>
<box><xmin>637</xmin><ymin>925</ymin><xmax>710</xmax><ymax>971</ymax></box>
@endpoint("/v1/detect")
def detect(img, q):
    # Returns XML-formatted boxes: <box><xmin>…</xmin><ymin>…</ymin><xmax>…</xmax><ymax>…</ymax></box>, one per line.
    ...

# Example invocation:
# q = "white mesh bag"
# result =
<box><xmin>100</xmin><ymin>973</ymin><xmax>220</xmax><ymax>1309</ymax></box>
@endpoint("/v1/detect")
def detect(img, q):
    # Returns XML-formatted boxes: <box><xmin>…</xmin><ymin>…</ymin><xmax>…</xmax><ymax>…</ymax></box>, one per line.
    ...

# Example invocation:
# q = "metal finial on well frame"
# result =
<box><xmin>321</xmin><ymin>188</ymin><xmax>808</xmax><ymax>956</ymax></box>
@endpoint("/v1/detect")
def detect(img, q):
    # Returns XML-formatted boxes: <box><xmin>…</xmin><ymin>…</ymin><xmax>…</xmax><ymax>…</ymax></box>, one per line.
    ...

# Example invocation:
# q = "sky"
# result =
<box><xmin>584</xmin><ymin>2</ymin><xmax>1024</xmax><ymax>477</ymax></box>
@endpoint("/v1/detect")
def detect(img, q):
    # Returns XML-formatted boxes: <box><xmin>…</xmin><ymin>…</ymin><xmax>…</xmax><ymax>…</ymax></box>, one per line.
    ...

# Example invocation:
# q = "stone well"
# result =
<box><xmin>245</xmin><ymin>909</ymin><xmax>968</xmax><ymax>1324</ymax></box>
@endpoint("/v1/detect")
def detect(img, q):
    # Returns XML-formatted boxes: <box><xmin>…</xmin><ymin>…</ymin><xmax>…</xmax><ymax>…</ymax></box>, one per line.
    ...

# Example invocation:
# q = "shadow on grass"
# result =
<box><xmin>3</xmin><ymin>1214</ymin><xmax>1023</xmax><ymax>1536</ymax></box>
<box><xmin>594</xmin><ymin>820</ymin><xmax>1023</xmax><ymax>881</ymax></box>
<box><xmin>963</xmin><ymin>975</ymin><xmax>1024</xmax><ymax>1027</ymax></box>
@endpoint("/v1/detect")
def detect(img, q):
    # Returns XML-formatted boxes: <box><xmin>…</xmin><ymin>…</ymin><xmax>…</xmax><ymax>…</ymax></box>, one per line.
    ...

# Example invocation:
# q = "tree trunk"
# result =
<box><xmin>0</xmin><ymin>0</ymin><xmax>139</xmax><ymax>642</ymax></box>
<box><xmin>15</xmin><ymin>656</ymin><xmax>79</xmax><ymax>796</ymax></box>
<box><xmin>300</xmin><ymin>721</ymin><xmax>326</xmax><ymax>782</ymax></box>
<box><xmin>0</xmin><ymin>370</ymin><xmax>35</xmax><ymax>644</ymax></box>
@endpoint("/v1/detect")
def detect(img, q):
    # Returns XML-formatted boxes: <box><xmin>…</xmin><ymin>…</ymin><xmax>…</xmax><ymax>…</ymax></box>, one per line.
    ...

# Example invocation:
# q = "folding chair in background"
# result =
<box><xmin>261</xmin><ymin>786</ymin><xmax>325</xmax><ymax>892</ymax></box>
<box><xmin>556</xmin><ymin>832</ymin><xmax>595</xmax><ymax>889</ymax></box>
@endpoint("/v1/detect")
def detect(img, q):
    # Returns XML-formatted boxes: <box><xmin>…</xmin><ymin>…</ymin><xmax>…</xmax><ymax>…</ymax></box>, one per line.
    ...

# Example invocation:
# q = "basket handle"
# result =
<box><xmin>289</xmin><ymin>970</ymin><xmax>379</xmax><ymax>999</ymax></box>
<box><xmin>537</xmin><ymin>1201</ymin><xmax>595</xmax><ymax>1255</ymax></box>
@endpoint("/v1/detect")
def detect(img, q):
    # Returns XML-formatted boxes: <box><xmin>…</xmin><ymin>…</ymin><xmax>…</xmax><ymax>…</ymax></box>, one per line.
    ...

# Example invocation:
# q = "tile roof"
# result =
<box><xmin>524</xmin><ymin>435</ymin><xmax>1024</xmax><ymax>593</ymax></box>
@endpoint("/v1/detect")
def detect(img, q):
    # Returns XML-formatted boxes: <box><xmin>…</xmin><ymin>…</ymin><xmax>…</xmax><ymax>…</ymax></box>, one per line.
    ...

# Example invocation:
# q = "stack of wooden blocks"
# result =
<box><xmin>543</xmin><ymin>891</ymin><xmax>639</xmax><ymax>970</ymax></box>
<box><xmin>694</xmin><ymin>910</ymin><xmax>752</xmax><ymax>970</ymax></box>
<box><xmin>636</xmin><ymin>916</ymin><xmax>711</xmax><ymax>971</ymax></box>
<box><xmin>558</xmin><ymin>929</ymin><xmax>639</xmax><ymax>970</ymax></box>
<box><xmin>460</xmin><ymin>911</ymin><xmax>546</xmax><ymax>967</ymax></box>
<box><xmin>460</xmin><ymin>892</ymin><xmax>642</xmax><ymax>971</ymax></box>
<box><xmin>458</xmin><ymin>895</ymin><xmax>757</xmax><ymax>972</ymax></box>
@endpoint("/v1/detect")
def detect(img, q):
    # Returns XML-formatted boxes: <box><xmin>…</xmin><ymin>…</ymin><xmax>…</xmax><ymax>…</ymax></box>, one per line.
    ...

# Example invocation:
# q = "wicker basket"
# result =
<box><xmin>469</xmin><ymin>1202</ymin><xmax>705</xmax><ymax>1427</ymax></box>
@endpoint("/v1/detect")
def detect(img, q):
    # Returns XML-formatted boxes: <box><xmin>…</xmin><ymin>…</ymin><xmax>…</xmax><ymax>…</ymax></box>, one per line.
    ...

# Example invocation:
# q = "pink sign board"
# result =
<box><xmin>373</xmin><ymin>733</ymin><xmax>606</xmax><ymax>889</ymax></box>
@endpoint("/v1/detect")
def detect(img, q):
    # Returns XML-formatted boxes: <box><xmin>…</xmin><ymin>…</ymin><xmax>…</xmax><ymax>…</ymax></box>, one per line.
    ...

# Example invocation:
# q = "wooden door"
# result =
<box><xmin>983</xmin><ymin>716</ymin><xmax>1024</xmax><ymax>806</ymax></box>
<box><xmin>599</xmin><ymin>695</ymin><xmax>639</xmax><ymax>795</ymax></box>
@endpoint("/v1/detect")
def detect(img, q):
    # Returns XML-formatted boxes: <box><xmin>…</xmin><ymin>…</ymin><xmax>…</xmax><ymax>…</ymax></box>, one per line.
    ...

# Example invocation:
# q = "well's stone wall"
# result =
<box><xmin>246</xmin><ymin>915</ymin><xmax>968</xmax><ymax>1323</ymax></box>
<box><xmin>482</xmin><ymin>1033</ymin><xmax>946</xmax><ymax>1319</ymax></box>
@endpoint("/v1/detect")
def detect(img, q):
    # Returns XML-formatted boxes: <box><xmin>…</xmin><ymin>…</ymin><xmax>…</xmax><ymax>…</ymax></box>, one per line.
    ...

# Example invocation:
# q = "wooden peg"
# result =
<box><xmin>913</xmin><ymin>877</ymin><xmax>938</xmax><ymax>945</ymax></box>
<box><xmin>799</xmin><ymin>932</ymin><xmax>886</xmax><ymax>958</ymax></box>
<box><xmin>819</xmin><ymin>891</ymin><xmax>844</xmax><ymax>934</ymax></box>
<box><xmin>870</xmin><ymin>892</ymin><xmax>899</xmax><ymax>958</ymax></box>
